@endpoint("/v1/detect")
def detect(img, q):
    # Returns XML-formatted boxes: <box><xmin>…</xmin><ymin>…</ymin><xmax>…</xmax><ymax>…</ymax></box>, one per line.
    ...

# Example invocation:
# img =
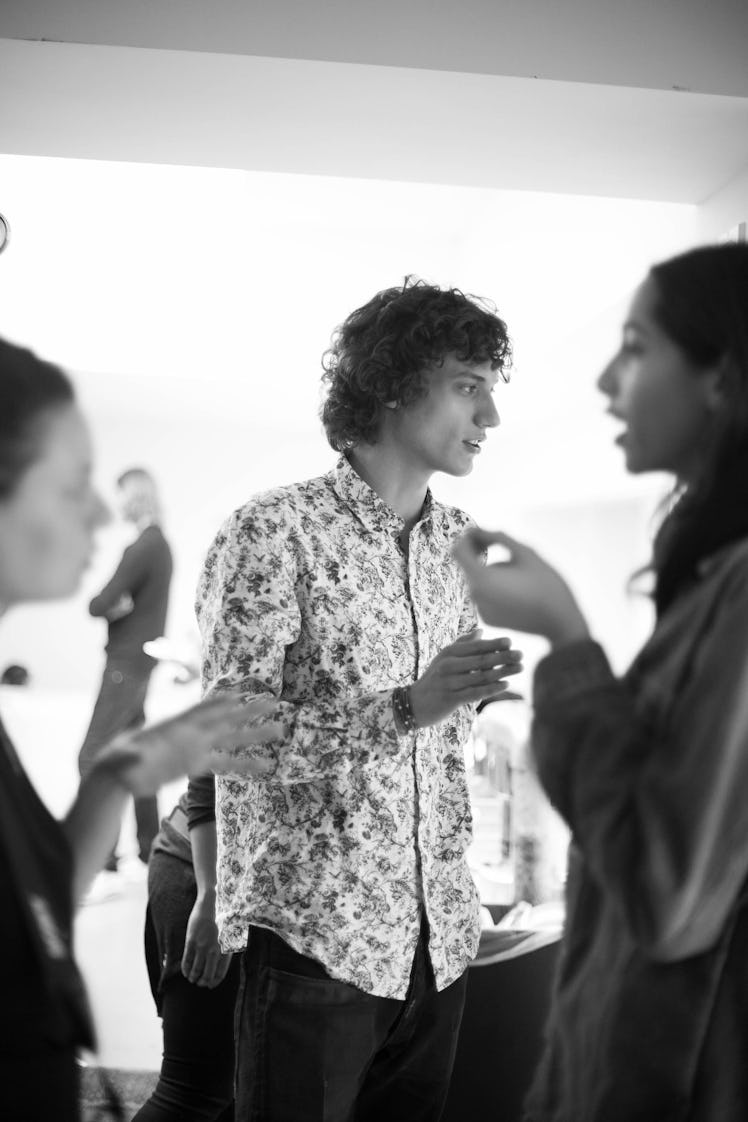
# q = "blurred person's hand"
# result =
<box><xmin>453</xmin><ymin>528</ymin><xmax>590</xmax><ymax>645</ymax></box>
<box><xmin>93</xmin><ymin>695</ymin><xmax>286</xmax><ymax>794</ymax></box>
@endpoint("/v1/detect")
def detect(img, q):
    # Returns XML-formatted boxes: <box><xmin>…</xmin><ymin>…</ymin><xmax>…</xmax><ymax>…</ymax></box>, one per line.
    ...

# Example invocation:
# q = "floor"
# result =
<box><xmin>76</xmin><ymin>870</ymin><xmax>163</xmax><ymax>1072</ymax></box>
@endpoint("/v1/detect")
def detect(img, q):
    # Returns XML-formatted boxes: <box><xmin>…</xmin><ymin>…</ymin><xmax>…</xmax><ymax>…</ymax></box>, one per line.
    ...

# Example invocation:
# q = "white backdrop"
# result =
<box><xmin>0</xmin><ymin>154</ymin><xmax>696</xmax><ymax>692</ymax></box>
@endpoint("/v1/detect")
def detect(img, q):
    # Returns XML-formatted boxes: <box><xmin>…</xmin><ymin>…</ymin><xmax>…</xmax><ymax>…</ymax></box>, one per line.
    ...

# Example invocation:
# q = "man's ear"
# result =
<box><xmin>383</xmin><ymin>401</ymin><xmax>398</xmax><ymax>410</ymax></box>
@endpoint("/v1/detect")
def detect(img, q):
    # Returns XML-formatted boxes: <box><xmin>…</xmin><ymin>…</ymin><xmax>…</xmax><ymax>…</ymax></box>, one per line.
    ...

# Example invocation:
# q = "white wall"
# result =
<box><xmin>697</xmin><ymin>162</ymin><xmax>748</xmax><ymax>243</ymax></box>
<box><xmin>0</xmin><ymin>155</ymin><xmax>695</xmax><ymax>692</ymax></box>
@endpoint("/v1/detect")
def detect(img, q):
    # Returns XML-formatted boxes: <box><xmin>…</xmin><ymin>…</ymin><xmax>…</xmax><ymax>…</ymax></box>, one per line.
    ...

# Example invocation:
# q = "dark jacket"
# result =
<box><xmin>525</xmin><ymin>537</ymin><xmax>748</xmax><ymax>1122</ymax></box>
<box><xmin>89</xmin><ymin>524</ymin><xmax>172</xmax><ymax>658</ymax></box>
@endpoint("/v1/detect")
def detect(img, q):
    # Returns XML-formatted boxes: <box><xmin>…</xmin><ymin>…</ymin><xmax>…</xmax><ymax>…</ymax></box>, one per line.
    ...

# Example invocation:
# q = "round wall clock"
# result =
<box><xmin>0</xmin><ymin>214</ymin><xmax>10</xmax><ymax>255</ymax></box>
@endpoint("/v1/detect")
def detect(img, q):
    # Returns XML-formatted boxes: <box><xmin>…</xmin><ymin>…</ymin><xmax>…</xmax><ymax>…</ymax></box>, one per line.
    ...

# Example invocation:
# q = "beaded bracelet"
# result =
<box><xmin>392</xmin><ymin>685</ymin><xmax>417</xmax><ymax>734</ymax></box>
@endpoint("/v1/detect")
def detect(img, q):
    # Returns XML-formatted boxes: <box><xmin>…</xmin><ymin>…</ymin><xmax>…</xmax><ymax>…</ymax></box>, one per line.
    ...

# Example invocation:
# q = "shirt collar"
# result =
<box><xmin>330</xmin><ymin>455</ymin><xmax>435</xmax><ymax>535</ymax></box>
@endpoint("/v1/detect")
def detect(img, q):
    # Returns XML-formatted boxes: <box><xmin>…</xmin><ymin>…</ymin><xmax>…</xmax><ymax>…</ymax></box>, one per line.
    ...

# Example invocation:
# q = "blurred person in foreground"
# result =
<box><xmin>198</xmin><ymin>278</ymin><xmax>522</xmax><ymax>1121</ymax></box>
<box><xmin>454</xmin><ymin>243</ymin><xmax>748</xmax><ymax>1122</ymax></box>
<box><xmin>78</xmin><ymin>466</ymin><xmax>172</xmax><ymax>876</ymax></box>
<box><xmin>0</xmin><ymin>337</ymin><xmax>281</xmax><ymax>1122</ymax></box>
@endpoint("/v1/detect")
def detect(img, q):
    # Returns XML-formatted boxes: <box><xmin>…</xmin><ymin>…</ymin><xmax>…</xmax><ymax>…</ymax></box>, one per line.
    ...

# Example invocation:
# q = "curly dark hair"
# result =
<box><xmin>320</xmin><ymin>276</ymin><xmax>512</xmax><ymax>451</ymax></box>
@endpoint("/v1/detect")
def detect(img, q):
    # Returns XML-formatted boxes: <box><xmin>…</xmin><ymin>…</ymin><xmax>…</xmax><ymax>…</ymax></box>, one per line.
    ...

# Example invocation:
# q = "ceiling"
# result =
<box><xmin>1</xmin><ymin>0</ymin><xmax>747</xmax><ymax>205</ymax></box>
<box><xmin>3</xmin><ymin>0</ymin><xmax>747</xmax><ymax>96</ymax></box>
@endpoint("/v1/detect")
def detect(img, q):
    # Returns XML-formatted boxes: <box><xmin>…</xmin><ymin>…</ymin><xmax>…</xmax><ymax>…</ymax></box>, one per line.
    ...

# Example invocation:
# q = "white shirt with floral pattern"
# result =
<box><xmin>196</xmin><ymin>455</ymin><xmax>482</xmax><ymax>999</ymax></box>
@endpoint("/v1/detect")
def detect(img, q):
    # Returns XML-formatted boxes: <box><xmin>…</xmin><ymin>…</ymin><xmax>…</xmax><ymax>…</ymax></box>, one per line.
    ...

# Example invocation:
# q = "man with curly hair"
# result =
<box><xmin>197</xmin><ymin>277</ymin><xmax>520</xmax><ymax>1121</ymax></box>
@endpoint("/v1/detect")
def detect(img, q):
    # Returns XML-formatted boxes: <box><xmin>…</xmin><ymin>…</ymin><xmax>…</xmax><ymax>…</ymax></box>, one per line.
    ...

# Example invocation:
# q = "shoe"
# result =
<box><xmin>81</xmin><ymin>870</ymin><xmax>123</xmax><ymax>906</ymax></box>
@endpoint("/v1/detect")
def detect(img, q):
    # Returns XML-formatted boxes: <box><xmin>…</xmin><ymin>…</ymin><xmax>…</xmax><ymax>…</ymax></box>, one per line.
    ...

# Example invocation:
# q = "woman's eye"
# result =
<box><xmin>621</xmin><ymin>342</ymin><xmax>643</xmax><ymax>358</ymax></box>
<box><xmin>459</xmin><ymin>383</ymin><xmax>478</xmax><ymax>395</ymax></box>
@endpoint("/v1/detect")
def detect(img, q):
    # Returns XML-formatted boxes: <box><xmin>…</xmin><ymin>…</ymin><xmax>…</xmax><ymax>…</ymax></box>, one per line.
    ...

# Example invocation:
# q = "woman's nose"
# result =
<box><xmin>597</xmin><ymin>356</ymin><xmax>618</xmax><ymax>397</ymax></box>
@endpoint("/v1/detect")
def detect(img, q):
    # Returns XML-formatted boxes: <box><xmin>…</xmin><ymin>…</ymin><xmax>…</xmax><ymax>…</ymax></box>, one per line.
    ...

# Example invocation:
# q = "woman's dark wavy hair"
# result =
<box><xmin>320</xmin><ymin>276</ymin><xmax>512</xmax><ymax>451</ymax></box>
<box><xmin>0</xmin><ymin>337</ymin><xmax>74</xmax><ymax>500</ymax></box>
<box><xmin>648</xmin><ymin>243</ymin><xmax>748</xmax><ymax>614</ymax></box>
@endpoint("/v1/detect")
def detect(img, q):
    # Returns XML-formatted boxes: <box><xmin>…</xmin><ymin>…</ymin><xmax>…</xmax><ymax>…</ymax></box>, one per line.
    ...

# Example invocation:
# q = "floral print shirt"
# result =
<box><xmin>196</xmin><ymin>455</ymin><xmax>482</xmax><ymax>998</ymax></box>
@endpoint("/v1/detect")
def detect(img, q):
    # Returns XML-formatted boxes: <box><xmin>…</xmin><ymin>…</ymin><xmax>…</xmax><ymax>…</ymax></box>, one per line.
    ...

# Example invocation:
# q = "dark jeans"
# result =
<box><xmin>78</xmin><ymin>656</ymin><xmax>159</xmax><ymax>865</ymax></box>
<box><xmin>132</xmin><ymin>853</ymin><xmax>239</xmax><ymax>1121</ymax></box>
<box><xmin>235</xmin><ymin>920</ymin><xmax>468</xmax><ymax>1122</ymax></box>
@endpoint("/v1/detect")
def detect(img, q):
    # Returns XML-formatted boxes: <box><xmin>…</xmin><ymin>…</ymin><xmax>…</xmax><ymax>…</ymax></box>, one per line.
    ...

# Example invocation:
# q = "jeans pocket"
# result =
<box><xmin>266</xmin><ymin>965</ymin><xmax>376</xmax><ymax>1008</ymax></box>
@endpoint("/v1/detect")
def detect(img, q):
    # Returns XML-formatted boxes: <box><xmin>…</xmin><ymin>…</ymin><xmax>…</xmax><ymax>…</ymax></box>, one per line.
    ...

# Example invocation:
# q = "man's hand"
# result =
<box><xmin>453</xmin><ymin>528</ymin><xmax>590</xmax><ymax>645</ymax></box>
<box><xmin>181</xmin><ymin>894</ymin><xmax>233</xmax><ymax>988</ymax></box>
<box><xmin>409</xmin><ymin>631</ymin><xmax>523</xmax><ymax>728</ymax></box>
<box><xmin>93</xmin><ymin>695</ymin><xmax>287</xmax><ymax>795</ymax></box>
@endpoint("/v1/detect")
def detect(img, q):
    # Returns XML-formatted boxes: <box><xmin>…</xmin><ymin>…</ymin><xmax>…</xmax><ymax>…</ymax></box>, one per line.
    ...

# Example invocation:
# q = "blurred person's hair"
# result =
<box><xmin>649</xmin><ymin>244</ymin><xmax>748</xmax><ymax>613</ymax></box>
<box><xmin>117</xmin><ymin>467</ymin><xmax>156</xmax><ymax>488</ymax></box>
<box><xmin>320</xmin><ymin>276</ymin><xmax>512</xmax><ymax>451</ymax></box>
<box><xmin>1</xmin><ymin>664</ymin><xmax>30</xmax><ymax>687</ymax></box>
<box><xmin>0</xmin><ymin>338</ymin><xmax>74</xmax><ymax>500</ymax></box>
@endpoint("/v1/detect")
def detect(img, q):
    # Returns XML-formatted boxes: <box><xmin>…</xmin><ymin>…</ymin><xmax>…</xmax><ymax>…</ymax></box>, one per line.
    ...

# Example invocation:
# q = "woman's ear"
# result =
<box><xmin>704</xmin><ymin>355</ymin><xmax>732</xmax><ymax>412</ymax></box>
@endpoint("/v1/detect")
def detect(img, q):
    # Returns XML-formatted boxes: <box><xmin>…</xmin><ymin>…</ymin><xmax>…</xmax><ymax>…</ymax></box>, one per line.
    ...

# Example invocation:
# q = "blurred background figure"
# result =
<box><xmin>78</xmin><ymin>468</ymin><xmax>173</xmax><ymax>886</ymax></box>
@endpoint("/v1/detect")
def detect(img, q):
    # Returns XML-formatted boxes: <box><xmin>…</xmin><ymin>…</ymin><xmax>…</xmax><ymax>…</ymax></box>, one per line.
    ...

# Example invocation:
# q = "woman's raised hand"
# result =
<box><xmin>453</xmin><ymin>528</ymin><xmax>590</xmax><ymax>645</ymax></box>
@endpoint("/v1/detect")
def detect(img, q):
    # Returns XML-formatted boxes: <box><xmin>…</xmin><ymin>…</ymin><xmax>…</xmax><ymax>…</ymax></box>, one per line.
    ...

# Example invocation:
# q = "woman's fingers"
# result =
<box><xmin>454</xmin><ymin>527</ymin><xmax>535</xmax><ymax>572</ymax></box>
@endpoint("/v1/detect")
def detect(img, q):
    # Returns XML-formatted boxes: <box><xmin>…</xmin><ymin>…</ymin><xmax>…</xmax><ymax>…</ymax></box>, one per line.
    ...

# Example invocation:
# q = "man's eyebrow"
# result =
<box><xmin>449</xmin><ymin>366</ymin><xmax>500</xmax><ymax>386</ymax></box>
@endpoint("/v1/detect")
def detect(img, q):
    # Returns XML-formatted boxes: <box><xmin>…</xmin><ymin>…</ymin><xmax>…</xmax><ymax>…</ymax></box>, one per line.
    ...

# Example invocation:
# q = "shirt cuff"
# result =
<box><xmin>533</xmin><ymin>639</ymin><xmax>614</xmax><ymax>713</ymax></box>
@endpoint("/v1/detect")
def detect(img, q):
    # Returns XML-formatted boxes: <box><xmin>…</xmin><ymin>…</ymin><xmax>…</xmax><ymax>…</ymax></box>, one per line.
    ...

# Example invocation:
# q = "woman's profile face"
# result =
<box><xmin>597</xmin><ymin>276</ymin><xmax>722</xmax><ymax>481</ymax></box>
<box><xmin>0</xmin><ymin>405</ymin><xmax>109</xmax><ymax>608</ymax></box>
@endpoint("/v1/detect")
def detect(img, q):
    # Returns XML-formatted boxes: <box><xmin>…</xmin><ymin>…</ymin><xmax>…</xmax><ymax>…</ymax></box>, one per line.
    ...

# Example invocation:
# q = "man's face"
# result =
<box><xmin>118</xmin><ymin>476</ymin><xmax>154</xmax><ymax>524</ymax></box>
<box><xmin>382</xmin><ymin>354</ymin><xmax>501</xmax><ymax>479</ymax></box>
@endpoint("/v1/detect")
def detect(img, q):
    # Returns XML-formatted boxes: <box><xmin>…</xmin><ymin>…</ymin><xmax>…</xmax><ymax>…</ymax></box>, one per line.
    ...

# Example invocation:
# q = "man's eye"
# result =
<box><xmin>459</xmin><ymin>384</ymin><xmax>478</xmax><ymax>395</ymax></box>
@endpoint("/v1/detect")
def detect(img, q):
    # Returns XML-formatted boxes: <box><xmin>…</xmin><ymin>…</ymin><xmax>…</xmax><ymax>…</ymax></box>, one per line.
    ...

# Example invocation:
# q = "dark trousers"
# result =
<box><xmin>1</xmin><ymin>1050</ymin><xmax>79</xmax><ymax>1122</ymax></box>
<box><xmin>132</xmin><ymin>854</ymin><xmax>240</xmax><ymax>1121</ymax></box>
<box><xmin>78</xmin><ymin>656</ymin><xmax>159</xmax><ymax>865</ymax></box>
<box><xmin>235</xmin><ymin>920</ymin><xmax>468</xmax><ymax>1122</ymax></box>
<box><xmin>132</xmin><ymin>967</ymin><xmax>239</xmax><ymax>1122</ymax></box>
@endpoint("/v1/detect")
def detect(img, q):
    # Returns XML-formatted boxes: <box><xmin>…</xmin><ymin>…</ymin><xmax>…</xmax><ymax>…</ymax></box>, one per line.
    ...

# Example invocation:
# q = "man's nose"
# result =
<box><xmin>477</xmin><ymin>394</ymin><xmax>500</xmax><ymax>429</ymax></box>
